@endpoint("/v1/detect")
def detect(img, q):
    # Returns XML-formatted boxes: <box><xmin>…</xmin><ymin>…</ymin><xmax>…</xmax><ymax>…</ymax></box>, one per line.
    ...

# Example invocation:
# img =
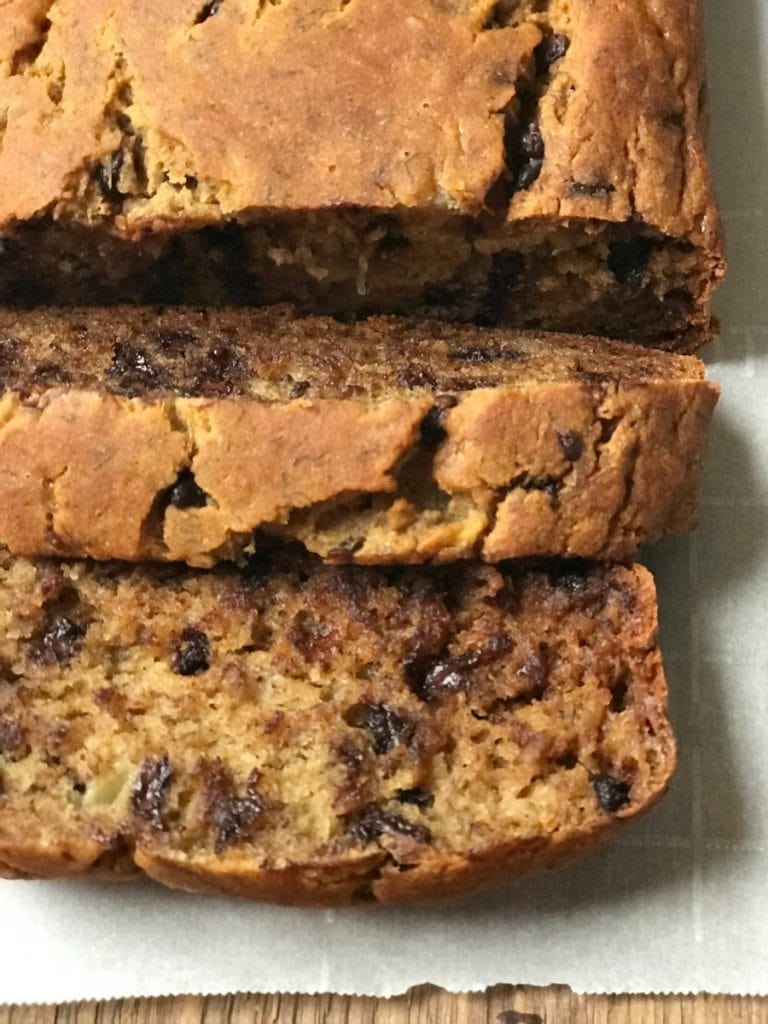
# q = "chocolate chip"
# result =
<box><xmin>194</xmin><ymin>0</ymin><xmax>221</xmax><ymax>22</ymax></box>
<box><xmin>289</xmin><ymin>380</ymin><xmax>311</xmax><ymax>398</ymax></box>
<box><xmin>398</xmin><ymin>365</ymin><xmax>438</xmax><ymax>390</ymax></box>
<box><xmin>566</xmin><ymin>180</ymin><xmax>616</xmax><ymax>198</ymax></box>
<box><xmin>520</xmin><ymin>123</ymin><xmax>544</xmax><ymax>162</ymax></box>
<box><xmin>608</xmin><ymin>236</ymin><xmax>655</xmax><ymax>284</ymax></box>
<box><xmin>592</xmin><ymin>773</ymin><xmax>631</xmax><ymax>813</ymax></box>
<box><xmin>346</xmin><ymin>703</ymin><xmax>414</xmax><ymax>755</ymax></box>
<box><xmin>535</xmin><ymin>32</ymin><xmax>570</xmax><ymax>73</ymax></box>
<box><xmin>0</xmin><ymin>719</ymin><xmax>24</xmax><ymax>754</ymax></box>
<box><xmin>29</xmin><ymin>617</ymin><xmax>86</xmax><ymax>666</ymax></box>
<box><xmin>557</xmin><ymin>429</ymin><xmax>584</xmax><ymax>461</ymax></box>
<box><xmin>547</xmin><ymin>561</ymin><xmax>592</xmax><ymax>592</ymax></box>
<box><xmin>195</xmin><ymin>343</ymin><xmax>245</xmax><ymax>395</ymax></box>
<box><xmin>171</xmin><ymin>627</ymin><xmax>211</xmax><ymax>676</ymax></box>
<box><xmin>72</xmin><ymin>780</ymin><xmax>87</xmax><ymax>795</ymax></box>
<box><xmin>199</xmin><ymin>759</ymin><xmax>266</xmax><ymax>853</ymax></box>
<box><xmin>395</xmin><ymin>787</ymin><xmax>434</xmax><ymax>809</ymax></box>
<box><xmin>168</xmin><ymin>469</ymin><xmax>208</xmax><ymax>509</ymax></box>
<box><xmin>407</xmin><ymin>633</ymin><xmax>513</xmax><ymax>702</ymax></box>
<box><xmin>95</xmin><ymin>150</ymin><xmax>125</xmax><ymax>202</ymax></box>
<box><xmin>107</xmin><ymin>343</ymin><xmax>161</xmax><ymax>390</ymax></box>
<box><xmin>346</xmin><ymin>804</ymin><xmax>432</xmax><ymax>845</ymax></box>
<box><xmin>131</xmin><ymin>756</ymin><xmax>173</xmax><ymax>829</ymax></box>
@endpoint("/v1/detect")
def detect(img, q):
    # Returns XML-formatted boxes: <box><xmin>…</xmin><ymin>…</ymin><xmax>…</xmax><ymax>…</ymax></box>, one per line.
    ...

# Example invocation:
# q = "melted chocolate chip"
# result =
<box><xmin>346</xmin><ymin>804</ymin><xmax>432</xmax><ymax>845</ymax></box>
<box><xmin>195</xmin><ymin>343</ymin><xmax>245</xmax><ymax>395</ymax></box>
<box><xmin>29</xmin><ymin>617</ymin><xmax>86</xmax><ymax>666</ymax></box>
<box><xmin>566</xmin><ymin>180</ymin><xmax>616</xmax><ymax>199</ymax></box>
<box><xmin>535</xmin><ymin>33</ymin><xmax>570</xmax><ymax>72</ymax></box>
<box><xmin>346</xmin><ymin>703</ymin><xmax>414</xmax><ymax>755</ymax></box>
<box><xmin>95</xmin><ymin>151</ymin><xmax>125</xmax><ymax>202</ymax></box>
<box><xmin>199</xmin><ymin>759</ymin><xmax>266</xmax><ymax>852</ymax></box>
<box><xmin>171</xmin><ymin>627</ymin><xmax>211</xmax><ymax>676</ymax></box>
<box><xmin>395</xmin><ymin>787</ymin><xmax>434</xmax><ymax>809</ymax></box>
<box><xmin>407</xmin><ymin>633</ymin><xmax>513</xmax><ymax>702</ymax></box>
<box><xmin>608</xmin><ymin>236</ymin><xmax>655</xmax><ymax>284</ymax></box>
<box><xmin>592</xmin><ymin>773</ymin><xmax>631</xmax><ymax>813</ymax></box>
<box><xmin>515</xmin><ymin>121</ymin><xmax>544</xmax><ymax>191</ymax></box>
<box><xmin>131</xmin><ymin>756</ymin><xmax>173</xmax><ymax>829</ymax></box>
<box><xmin>107</xmin><ymin>343</ymin><xmax>162</xmax><ymax>390</ymax></box>
<box><xmin>168</xmin><ymin>469</ymin><xmax>208</xmax><ymax>509</ymax></box>
<box><xmin>0</xmin><ymin>719</ymin><xmax>24</xmax><ymax>754</ymax></box>
<box><xmin>557</xmin><ymin>429</ymin><xmax>584</xmax><ymax>462</ymax></box>
<box><xmin>194</xmin><ymin>0</ymin><xmax>221</xmax><ymax>23</ymax></box>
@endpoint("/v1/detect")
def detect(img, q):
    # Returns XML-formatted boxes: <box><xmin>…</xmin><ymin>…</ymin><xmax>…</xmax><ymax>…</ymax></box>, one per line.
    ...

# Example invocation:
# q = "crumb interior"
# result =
<box><xmin>0</xmin><ymin>550</ymin><xmax>673</xmax><ymax>880</ymax></box>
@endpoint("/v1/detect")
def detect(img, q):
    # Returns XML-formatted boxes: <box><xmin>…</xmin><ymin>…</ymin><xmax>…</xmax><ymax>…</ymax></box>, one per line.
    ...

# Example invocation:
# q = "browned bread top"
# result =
<box><xmin>0</xmin><ymin>307</ymin><xmax>718</xmax><ymax>566</ymax></box>
<box><xmin>0</xmin><ymin>547</ymin><xmax>675</xmax><ymax>905</ymax></box>
<box><xmin>0</xmin><ymin>1</ymin><xmax>723</xmax><ymax>346</ymax></box>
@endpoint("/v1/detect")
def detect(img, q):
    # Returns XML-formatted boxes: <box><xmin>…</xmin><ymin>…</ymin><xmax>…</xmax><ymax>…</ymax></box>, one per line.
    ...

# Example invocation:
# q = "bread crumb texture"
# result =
<box><xmin>0</xmin><ymin>549</ymin><xmax>674</xmax><ymax>904</ymax></box>
<box><xmin>0</xmin><ymin>308</ymin><xmax>718</xmax><ymax>565</ymax></box>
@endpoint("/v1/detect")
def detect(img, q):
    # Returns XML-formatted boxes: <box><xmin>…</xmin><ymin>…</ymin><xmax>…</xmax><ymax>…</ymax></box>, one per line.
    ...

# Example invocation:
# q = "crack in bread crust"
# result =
<box><xmin>0</xmin><ymin>308</ymin><xmax>718</xmax><ymax>565</ymax></box>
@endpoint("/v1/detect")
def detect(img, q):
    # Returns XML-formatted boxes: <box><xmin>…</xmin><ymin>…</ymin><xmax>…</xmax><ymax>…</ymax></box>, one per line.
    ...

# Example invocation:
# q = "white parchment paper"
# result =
<box><xmin>0</xmin><ymin>0</ymin><xmax>766</xmax><ymax>1002</ymax></box>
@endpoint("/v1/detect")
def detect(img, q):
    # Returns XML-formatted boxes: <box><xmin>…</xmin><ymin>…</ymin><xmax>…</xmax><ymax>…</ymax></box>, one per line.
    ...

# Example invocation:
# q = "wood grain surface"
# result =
<box><xmin>1</xmin><ymin>988</ymin><xmax>766</xmax><ymax>1024</ymax></box>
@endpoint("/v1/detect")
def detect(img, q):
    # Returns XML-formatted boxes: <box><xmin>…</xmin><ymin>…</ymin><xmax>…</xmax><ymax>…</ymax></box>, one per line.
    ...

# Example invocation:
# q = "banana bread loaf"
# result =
<box><xmin>0</xmin><ymin>0</ymin><xmax>723</xmax><ymax>348</ymax></box>
<box><xmin>0</xmin><ymin>546</ymin><xmax>674</xmax><ymax>905</ymax></box>
<box><xmin>0</xmin><ymin>306</ymin><xmax>718</xmax><ymax>566</ymax></box>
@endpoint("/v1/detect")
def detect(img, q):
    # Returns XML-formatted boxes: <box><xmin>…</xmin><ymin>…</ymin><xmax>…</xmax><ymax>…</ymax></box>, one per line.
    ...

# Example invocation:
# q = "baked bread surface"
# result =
<box><xmin>0</xmin><ymin>548</ymin><xmax>674</xmax><ymax>905</ymax></box>
<box><xmin>0</xmin><ymin>307</ymin><xmax>719</xmax><ymax>565</ymax></box>
<box><xmin>0</xmin><ymin>0</ymin><xmax>723</xmax><ymax>346</ymax></box>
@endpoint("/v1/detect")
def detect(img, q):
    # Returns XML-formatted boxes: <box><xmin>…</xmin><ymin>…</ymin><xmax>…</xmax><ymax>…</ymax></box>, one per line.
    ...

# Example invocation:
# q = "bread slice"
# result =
<box><xmin>0</xmin><ymin>546</ymin><xmax>674</xmax><ymax>905</ymax></box>
<box><xmin>0</xmin><ymin>1</ymin><xmax>722</xmax><ymax>348</ymax></box>
<box><xmin>0</xmin><ymin>306</ymin><xmax>718</xmax><ymax>567</ymax></box>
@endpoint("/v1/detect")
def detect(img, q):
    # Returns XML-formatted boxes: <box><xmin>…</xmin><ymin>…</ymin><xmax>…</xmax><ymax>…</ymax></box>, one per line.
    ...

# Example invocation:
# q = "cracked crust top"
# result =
<box><xmin>0</xmin><ymin>0</ymin><xmax>720</xmax><ymax>248</ymax></box>
<box><xmin>0</xmin><ymin>550</ymin><xmax>675</xmax><ymax>904</ymax></box>
<box><xmin>0</xmin><ymin>307</ymin><xmax>719</xmax><ymax>566</ymax></box>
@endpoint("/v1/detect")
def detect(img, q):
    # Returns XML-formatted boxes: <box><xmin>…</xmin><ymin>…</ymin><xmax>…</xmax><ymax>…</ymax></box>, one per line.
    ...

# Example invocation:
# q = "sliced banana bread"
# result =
<box><xmin>0</xmin><ymin>546</ymin><xmax>674</xmax><ymax>905</ymax></box>
<box><xmin>0</xmin><ymin>306</ymin><xmax>718</xmax><ymax>567</ymax></box>
<box><xmin>0</xmin><ymin>0</ymin><xmax>723</xmax><ymax>347</ymax></box>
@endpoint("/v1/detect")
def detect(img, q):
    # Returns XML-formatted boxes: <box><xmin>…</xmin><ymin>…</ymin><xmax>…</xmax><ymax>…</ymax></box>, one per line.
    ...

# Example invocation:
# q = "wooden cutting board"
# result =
<box><xmin>1</xmin><ymin>988</ymin><xmax>765</xmax><ymax>1023</ymax></box>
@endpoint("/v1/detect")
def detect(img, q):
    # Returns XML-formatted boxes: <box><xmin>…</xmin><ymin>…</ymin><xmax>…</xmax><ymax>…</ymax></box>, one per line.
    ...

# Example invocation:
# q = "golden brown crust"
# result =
<box><xmin>0</xmin><ymin>553</ymin><xmax>675</xmax><ymax>906</ymax></box>
<box><xmin>0</xmin><ymin>308</ymin><xmax>718</xmax><ymax>565</ymax></box>
<box><xmin>0</xmin><ymin>2</ymin><xmax>723</xmax><ymax>345</ymax></box>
